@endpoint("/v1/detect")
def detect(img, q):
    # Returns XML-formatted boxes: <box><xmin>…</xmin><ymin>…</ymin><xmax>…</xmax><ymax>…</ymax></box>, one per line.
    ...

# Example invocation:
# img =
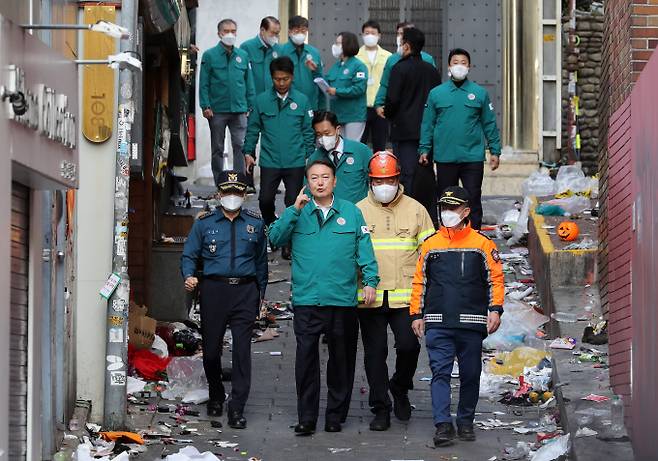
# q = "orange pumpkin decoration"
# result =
<box><xmin>557</xmin><ymin>221</ymin><xmax>579</xmax><ymax>241</ymax></box>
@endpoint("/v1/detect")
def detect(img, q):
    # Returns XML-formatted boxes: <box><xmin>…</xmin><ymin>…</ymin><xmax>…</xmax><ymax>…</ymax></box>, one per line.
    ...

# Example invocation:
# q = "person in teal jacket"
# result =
<box><xmin>418</xmin><ymin>48</ymin><xmax>501</xmax><ymax>230</ymax></box>
<box><xmin>239</xmin><ymin>16</ymin><xmax>281</xmax><ymax>95</ymax></box>
<box><xmin>374</xmin><ymin>21</ymin><xmax>436</xmax><ymax>115</ymax></box>
<box><xmin>243</xmin><ymin>57</ymin><xmax>315</xmax><ymax>259</ymax></box>
<box><xmin>325</xmin><ymin>31</ymin><xmax>368</xmax><ymax>141</ymax></box>
<box><xmin>279</xmin><ymin>15</ymin><xmax>324</xmax><ymax>111</ymax></box>
<box><xmin>307</xmin><ymin>111</ymin><xmax>372</xmax><ymax>203</ymax></box>
<box><xmin>199</xmin><ymin>19</ymin><xmax>256</xmax><ymax>187</ymax></box>
<box><xmin>268</xmin><ymin>158</ymin><xmax>379</xmax><ymax>435</ymax></box>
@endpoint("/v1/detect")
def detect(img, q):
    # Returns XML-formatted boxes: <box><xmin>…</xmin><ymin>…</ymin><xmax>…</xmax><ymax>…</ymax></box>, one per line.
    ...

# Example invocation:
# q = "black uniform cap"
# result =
<box><xmin>438</xmin><ymin>186</ymin><xmax>470</xmax><ymax>207</ymax></box>
<box><xmin>217</xmin><ymin>170</ymin><xmax>248</xmax><ymax>193</ymax></box>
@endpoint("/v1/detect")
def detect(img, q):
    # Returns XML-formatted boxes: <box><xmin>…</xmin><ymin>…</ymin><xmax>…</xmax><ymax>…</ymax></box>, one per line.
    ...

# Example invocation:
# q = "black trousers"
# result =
<box><xmin>392</xmin><ymin>140</ymin><xmax>420</xmax><ymax>196</ymax></box>
<box><xmin>199</xmin><ymin>279</ymin><xmax>259</xmax><ymax>412</ymax></box>
<box><xmin>293</xmin><ymin>306</ymin><xmax>359</xmax><ymax>424</ymax></box>
<box><xmin>358</xmin><ymin>295</ymin><xmax>421</xmax><ymax>413</ymax></box>
<box><xmin>258</xmin><ymin>166</ymin><xmax>305</xmax><ymax>227</ymax></box>
<box><xmin>361</xmin><ymin>107</ymin><xmax>389</xmax><ymax>152</ymax></box>
<box><xmin>412</xmin><ymin>162</ymin><xmax>438</xmax><ymax>226</ymax></box>
<box><xmin>436</xmin><ymin>161</ymin><xmax>485</xmax><ymax>230</ymax></box>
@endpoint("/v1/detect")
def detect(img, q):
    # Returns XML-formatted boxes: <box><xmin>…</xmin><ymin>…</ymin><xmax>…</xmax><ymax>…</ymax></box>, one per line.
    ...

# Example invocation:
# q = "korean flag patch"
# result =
<box><xmin>356</xmin><ymin>71</ymin><xmax>366</xmax><ymax>79</ymax></box>
<box><xmin>361</xmin><ymin>226</ymin><xmax>370</xmax><ymax>234</ymax></box>
<box><xmin>489</xmin><ymin>102</ymin><xmax>494</xmax><ymax>111</ymax></box>
<box><xmin>308</xmin><ymin>110</ymin><xmax>314</xmax><ymax>117</ymax></box>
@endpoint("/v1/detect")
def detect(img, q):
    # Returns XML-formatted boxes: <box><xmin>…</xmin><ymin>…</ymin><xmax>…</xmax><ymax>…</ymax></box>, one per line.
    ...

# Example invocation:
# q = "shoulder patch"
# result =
<box><xmin>361</xmin><ymin>225</ymin><xmax>370</xmax><ymax>234</ymax></box>
<box><xmin>491</xmin><ymin>249</ymin><xmax>501</xmax><ymax>263</ymax></box>
<box><xmin>243</xmin><ymin>208</ymin><xmax>262</xmax><ymax>219</ymax></box>
<box><xmin>197</xmin><ymin>211</ymin><xmax>213</xmax><ymax>220</ymax></box>
<box><xmin>476</xmin><ymin>230</ymin><xmax>493</xmax><ymax>241</ymax></box>
<box><xmin>356</xmin><ymin>71</ymin><xmax>366</xmax><ymax>79</ymax></box>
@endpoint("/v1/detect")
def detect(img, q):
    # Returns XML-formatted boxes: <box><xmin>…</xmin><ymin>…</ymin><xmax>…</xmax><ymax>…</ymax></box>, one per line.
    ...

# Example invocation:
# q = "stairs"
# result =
<box><xmin>482</xmin><ymin>150</ymin><xmax>539</xmax><ymax>197</ymax></box>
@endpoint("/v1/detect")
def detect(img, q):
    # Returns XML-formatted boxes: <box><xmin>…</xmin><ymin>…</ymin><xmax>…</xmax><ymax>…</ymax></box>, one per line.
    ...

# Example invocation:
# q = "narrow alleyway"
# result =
<box><xmin>119</xmin><ymin>195</ymin><xmax>563</xmax><ymax>461</ymax></box>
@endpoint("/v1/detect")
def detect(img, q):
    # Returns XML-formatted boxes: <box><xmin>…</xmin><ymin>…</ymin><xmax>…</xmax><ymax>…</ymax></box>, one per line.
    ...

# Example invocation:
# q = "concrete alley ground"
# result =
<box><xmin>118</xmin><ymin>195</ymin><xmax>564</xmax><ymax>461</ymax></box>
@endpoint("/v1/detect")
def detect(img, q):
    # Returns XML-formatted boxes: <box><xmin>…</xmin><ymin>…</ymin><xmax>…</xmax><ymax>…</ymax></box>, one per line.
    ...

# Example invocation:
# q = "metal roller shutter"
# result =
<box><xmin>9</xmin><ymin>182</ymin><xmax>29</xmax><ymax>461</ymax></box>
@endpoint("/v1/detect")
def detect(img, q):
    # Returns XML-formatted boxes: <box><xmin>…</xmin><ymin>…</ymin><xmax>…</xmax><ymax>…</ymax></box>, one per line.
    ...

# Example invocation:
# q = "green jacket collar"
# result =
<box><xmin>448</xmin><ymin>78</ymin><xmax>475</xmax><ymax>92</ymax></box>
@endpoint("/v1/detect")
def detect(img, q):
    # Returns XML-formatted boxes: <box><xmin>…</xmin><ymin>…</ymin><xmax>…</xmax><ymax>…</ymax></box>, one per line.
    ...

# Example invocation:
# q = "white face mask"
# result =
<box><xmin>290</xmin><ymin>33</ymin><xmax>306</xmax><ymax>45</ymax></box>
<box><xmin>396</xmin><ymin>36</ymin><xmax>403</xmax><ymax>55</ymax></box>
<box><xmin>363</xmin><ymin>34</ymin><xmax>379</xmax><ymax>47</ymax></box>
<box><xmin>319</xmin><ymin>134</ymin><xmax>338</xmax><ymax>151</ymax></box>
<box><xmin>372</xmin><ymin>184</ymin><xmax>398</xmax><ymax>204</ymax></box>
<box><xmin>264</xmin><ymin>34</ymin><xmax>278</xmax><ymax>46</ymax></box>
<box><xmin>220</xmin><ymin>33</ymin><xmax>237</xmax><ymax>47</ymax></box>
<box><xmin>449</xmin><ymin>64</ymin><xmax>469</xmax><ymax>81</ymax></box>
<box><xmin>441</xmin><ymin>210</ymin><xmax>463</xmax><ymax>228</ymax></box>
<box><xmin>331</xmin><ymin>44</ymin><xmax>343</xmax><ymax>59</ymax></box>
<box><xmin>220</xmin><ymin>194</ymin><xmax>244</xmax><ymax>211</ymax></box>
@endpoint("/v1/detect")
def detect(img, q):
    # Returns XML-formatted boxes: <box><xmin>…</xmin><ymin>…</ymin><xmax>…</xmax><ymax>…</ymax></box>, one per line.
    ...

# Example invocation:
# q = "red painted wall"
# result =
<box><xmin>629</xmin><ymin>49</ymin><xmax>658</xmax><ymax>461</ymax></box>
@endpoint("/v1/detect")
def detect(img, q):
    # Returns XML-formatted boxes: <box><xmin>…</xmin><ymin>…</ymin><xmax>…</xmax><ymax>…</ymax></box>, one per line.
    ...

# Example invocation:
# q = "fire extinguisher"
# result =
<box><xmin>187</xmin><ymin>114</ymin><xmax>196</xmax><ymax>161</ymax></box>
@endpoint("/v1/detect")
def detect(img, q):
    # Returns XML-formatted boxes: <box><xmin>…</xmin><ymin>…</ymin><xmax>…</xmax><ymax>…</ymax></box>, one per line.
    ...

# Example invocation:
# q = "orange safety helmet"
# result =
<box><xmin>368</xmin><ymin>151</ymin><xmax>401</xmax><ymax>178</ymax></box>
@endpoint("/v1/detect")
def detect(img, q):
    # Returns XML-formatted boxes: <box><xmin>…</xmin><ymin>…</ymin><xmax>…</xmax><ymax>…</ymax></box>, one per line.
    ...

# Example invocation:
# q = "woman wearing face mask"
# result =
<box><xmin>418</xmin><ymin>48</ymin><xmax>502</xmax><ymax>230</ymax></box>
<box><xmin>409</xmin><ymin>186</ymin><xmax>504</xmax><ymax>447</ymax></box>
<box><xmin>280</xmin><ymin>15</ymin><xmax>324</xmax><ymax>111</ymax></box>
<box><xmin>307</xmin><ymin>110</ymin><xmax>372</xmax><ymax>203</ymax></box>
<box><xmin>355</xmin><ymin>152</ymin><xmax>435</xmax><ymax>431</ymax></box>
<box><xmin>325</xmin><ymin>32</ymin><xmax>369</xmax><ymax>142</ymax></box>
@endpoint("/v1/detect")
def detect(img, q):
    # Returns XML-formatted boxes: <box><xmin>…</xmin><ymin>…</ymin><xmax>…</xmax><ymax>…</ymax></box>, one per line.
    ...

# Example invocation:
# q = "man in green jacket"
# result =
<box><xmin>307</xmin><ymin>111</ymin><xmax>372</xmax><ymax>203</ymax></box>
<box><xmin>243</xmin><ymin>57</ymin><xmax>315</xmax><ymax>259</ymax></box>
<box><xmin>199</xmin><ymin>19</ymin><xmax>256</xmax><ymax>187</ymax></box>
<box><xmin>279</xmin><ymin>15</ymin><xmax>324</xmax><ymax>111</ymax></box>
<box><xmin>240</xmin><ymin>16</ymin><xmax>281</xmax><ymax>95</ymax></box>
<box><xmin>269</xmin><ymin>159</ymin><xmax>379</xmax><ymax>435</ymax></box>
<box><xmin>418</xmin><ymin>48</ymin><xmax>501</xmax><ymax>230</ymax></box>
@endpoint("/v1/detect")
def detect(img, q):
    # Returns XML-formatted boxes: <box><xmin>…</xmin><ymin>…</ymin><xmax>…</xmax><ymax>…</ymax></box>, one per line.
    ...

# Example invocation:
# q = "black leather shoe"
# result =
<box><xmin>281</xmin><ymin>246</ymin><xmax>292</xmax><ymax>260</ymax></box>
<box><xmin>433</xmin><ymin>422</ymin><xmax>456</xmax><ymax>447</ymax></box>
<box><xmin>391</xmin><ymin>387</ymin><xmax>412</xmax><ymax>421</ymax></box>
<box><xmin>206</xmin><ymin>400</ymin><xmax>223</xmax><ymax>417</ymax></box>
<box><xmin>369</xmin><ymin>411</ymin><xmax>391</xmax><ymax>431</ymax></box>
<box><xmin>457</xmin><ymin>424</ymin><xmax>476</xmax><ymax>441</ymax></box>
<box><xmin>294</xmin><ymin>421</ymin><xmax>316</xmax><ymax>435</ymax></box>
<box><xmin>227</xmin><ymin>410</ymin><xmax>247</xmax><ymax>429</ymax></box>
<box><xmin>324</xmin><ymin>421</ymin><xmax>342</xmax><ymax>432</ymax></box>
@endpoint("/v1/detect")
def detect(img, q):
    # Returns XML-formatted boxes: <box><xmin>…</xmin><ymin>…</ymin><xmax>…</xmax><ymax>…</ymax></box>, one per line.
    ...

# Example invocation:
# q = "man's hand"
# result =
<box><xmin>203</xmin><ymin>108</ymin><xmax>214</xmax><ymax>119</ymax></box>
<box><xmin>184</xmin><ymin>276</ymin><xmax>199</xmax><ymax>292</ymax></box>
<box><xmin>487</xmin><ymin>311</ymin><xmax>501</xmax><ymax>334</ymax></box>
<box><xmin>412</xmin><ymin>319</ymin><xmax>425</xmax><ymax>338</ymax></box>
<box><xmin>294</xmin><ymin>186</ymin><xmax>310</xmax><ymax>211</ymax></box>
<box><xmin>245</xmin><ymin>154</ymin><xmax>256</xmax><ymax>174</ymax></box>
<box><xmin>305</xmin><ymin>59</ymin><xmax>318</xmax><ymax>72</ymax></box>
<box><xmin>375</xmin><ymin>106</ymin><xmax>386</xmax><ymax>119</ymax></box>
<box><xmin>490</xmin><ymin>155</ymin><xmax>500</xmax><ymax>171</ymax></box>
<box><xmin>362</xmin><ymin>286</ymin><xmax>376</xmax><ymax>305</ymax></box>
<box><xmin>327</xmin><ymin>87</ymin><xmax>337</xmax><ymax>96</ymax></box>
<box><xmin>418</xmin><ymin>153</ymin><xmax>430</xmax><ymax>166</ymax></box>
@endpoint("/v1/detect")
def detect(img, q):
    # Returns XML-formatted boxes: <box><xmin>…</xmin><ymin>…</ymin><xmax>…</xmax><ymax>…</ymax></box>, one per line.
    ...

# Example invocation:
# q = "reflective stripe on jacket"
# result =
<box><xmin>356</xmin><ymin>187</ymin><xmax>435</xmax><ymax>308</ymax></box>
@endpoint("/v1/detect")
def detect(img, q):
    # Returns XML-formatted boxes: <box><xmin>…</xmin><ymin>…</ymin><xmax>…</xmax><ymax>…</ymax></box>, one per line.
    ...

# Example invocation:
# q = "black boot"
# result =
<box><xmin>369</xmin><ymin>410</ymin><xmax>391</xmax><ymax>431</ymax></box>
<box><xmin>227</xmin><ymin>410</ymin><xmax>247</xmax><ymax>429</ymax></box>
<box><xmin>206</xmin><ymin>400</ymin><xmax>223</xmax><ymax>417</ymax></box>
<box><xmin>294</xmin><ymin>421</ymin><xmax>316</xmax><ymax>435</ymax></box>
<box><xmin>391</xmin><ymin>385</ymin><xmax>412</xmax><ymax>421</ymax></box>
<box><xmin>433</xmin><ymin>422</ymin><xmax>456</xmax><ymax>447</ymax></box>
<box><xmin>457</xmin><ymin>424</ymin><xmax>476</xmax><ymax>441</ymax></box>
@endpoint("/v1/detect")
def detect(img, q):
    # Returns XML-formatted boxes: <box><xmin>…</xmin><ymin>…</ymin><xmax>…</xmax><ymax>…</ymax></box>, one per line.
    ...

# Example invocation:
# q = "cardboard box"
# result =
<box><xmin>129</xmin><ymin>302</ymin><xmax>157</xmax><ymax>349</ymax></box>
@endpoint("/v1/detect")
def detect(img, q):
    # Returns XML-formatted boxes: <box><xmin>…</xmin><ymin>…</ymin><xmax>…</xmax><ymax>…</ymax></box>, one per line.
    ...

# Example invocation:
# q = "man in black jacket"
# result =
<box><xmin>385</xmin><ymin>28</ymin><xmax>441</xmax><ymax>198</ymax></box>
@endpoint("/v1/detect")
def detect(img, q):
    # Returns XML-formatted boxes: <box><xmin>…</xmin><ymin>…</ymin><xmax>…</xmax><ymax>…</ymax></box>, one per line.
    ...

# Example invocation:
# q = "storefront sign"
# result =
<box><xmin>6</xmin><ymin>64</ymin><xmax>77</xmax><ymax>149</ymax></box>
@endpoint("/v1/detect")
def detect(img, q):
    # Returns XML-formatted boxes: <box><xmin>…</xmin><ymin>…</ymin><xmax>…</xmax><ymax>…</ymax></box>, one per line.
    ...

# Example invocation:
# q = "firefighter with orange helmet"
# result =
<box><xmin>355</xmin><ymin>151</ymin><xmax>435</xmax><ymax>431</ymax></box>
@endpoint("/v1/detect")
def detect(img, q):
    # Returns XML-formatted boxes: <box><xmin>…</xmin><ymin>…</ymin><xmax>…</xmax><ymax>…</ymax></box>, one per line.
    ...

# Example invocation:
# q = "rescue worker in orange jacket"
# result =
<box><xmin>356</xmin><ymin>152</ymin><xmax>435</xmax><ymax>431</ymax></box>
<box><xmin>409</xmin><ymin>186</ymin><xmax>504</xmax><ymax>447</ymax></box>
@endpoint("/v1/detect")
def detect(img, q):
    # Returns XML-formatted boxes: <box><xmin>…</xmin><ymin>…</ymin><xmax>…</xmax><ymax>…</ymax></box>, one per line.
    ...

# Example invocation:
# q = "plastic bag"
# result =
<box><xmin>522</xmin><ymin>170</ymin><xmax>556</xmax><ymax>197</ymax></box>
<box><xmin>479</xmin><ymin>372</ymin><xmax>507</xmax><ymax>398</ymax></box>
<box><xmin>161</xmin><ymin>356</ymin><xmax>208</xmax><ymax>400</ymax></box>
<box><xmin>483</xmin><ymin>299</ymin><xmax>550</xmax><ymax>351</ymax></box>
<box><xmin>545</xmin><ymin>195</ymin><xmax>590</xmax><ymax>215</ymax></box>
<box><xmin>555</xmin><ymin>164</ymin><xmax>586</xmax><ymax>194</ymax></box>
<box><xmin>507</xmin><ymin>197</ymin><xmax>532</xmax><ymax>246</ymax></box>
<box><xmin>531</xmin><ymin>434</ymin><xmax>570</xmax><ymax>461</ymax></box>
<box><xmin>487</xmin><ymin>347</ymin><xmax>551</xmax><ymax>377</ymax></box>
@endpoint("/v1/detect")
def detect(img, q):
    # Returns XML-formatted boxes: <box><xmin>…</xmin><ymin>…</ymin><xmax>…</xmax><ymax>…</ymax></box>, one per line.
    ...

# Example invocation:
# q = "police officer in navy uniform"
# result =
<box><xmin>181</xmin><ymin>171</ymin><xmax>268</xmax><ymax>429</ymax></box>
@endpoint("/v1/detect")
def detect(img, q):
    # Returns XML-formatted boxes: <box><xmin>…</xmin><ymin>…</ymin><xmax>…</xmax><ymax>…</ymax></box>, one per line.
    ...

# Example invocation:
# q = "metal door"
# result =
<box><xmin>9</xmin><ymin>182</ymin><xmax>29</xmax><ymax>460</ymax></box>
